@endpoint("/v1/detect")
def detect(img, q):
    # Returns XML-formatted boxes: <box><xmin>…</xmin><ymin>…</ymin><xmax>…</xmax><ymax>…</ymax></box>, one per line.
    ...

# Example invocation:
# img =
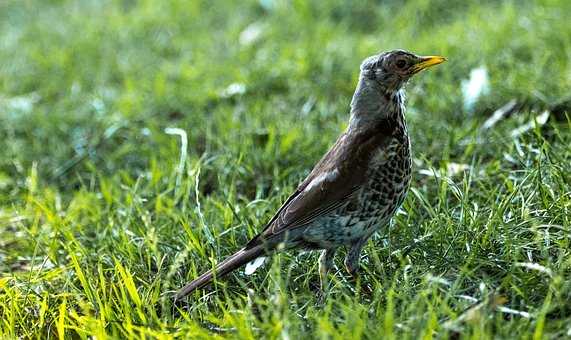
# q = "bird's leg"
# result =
<box><xmin>318</xmin><ymin>248</ymin><xmax>336</xmax><ymax>293</ymax></box>
<box><xmin>344</xmin><ymin>239</ymin><xmax>365</xmax><ymax>279</ymax></box>
<box><xmin>345</xmin><ymin>237</ymin><xmax>374</xmax><ymax>295</ymax></box>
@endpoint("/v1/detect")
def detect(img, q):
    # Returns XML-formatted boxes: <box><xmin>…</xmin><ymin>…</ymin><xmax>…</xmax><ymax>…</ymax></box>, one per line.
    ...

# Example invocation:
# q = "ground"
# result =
<box><xmin>0</xmin><ymin>0</ymin><xmax>570</xmax><ymax>338</ymax></box>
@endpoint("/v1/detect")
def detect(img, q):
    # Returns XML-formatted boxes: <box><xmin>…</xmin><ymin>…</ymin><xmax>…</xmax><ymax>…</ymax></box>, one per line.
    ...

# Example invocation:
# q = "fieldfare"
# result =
<box><xmin>176</xmin><ymin>49</ymin><xmax>446</xmax><ymax>300</ymax></box>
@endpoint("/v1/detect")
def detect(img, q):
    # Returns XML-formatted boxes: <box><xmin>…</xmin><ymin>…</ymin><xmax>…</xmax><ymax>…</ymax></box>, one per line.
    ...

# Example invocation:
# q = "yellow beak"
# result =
<box><xmin>411</xmin><ymin>55</ymin><xmax>447</xmax><ymax>74</ymax></box>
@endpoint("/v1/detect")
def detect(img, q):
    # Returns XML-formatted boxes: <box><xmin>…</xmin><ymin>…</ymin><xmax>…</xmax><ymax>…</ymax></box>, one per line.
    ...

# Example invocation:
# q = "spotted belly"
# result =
<box><xmin>301</xmin><ymin>184</ymin><xmax>408</xmax><ymax>249</ymax></box>
<box><xmin>300</xmin><ymin>213</ymin><xmax>377</xmax><ymax>248</ymax></box>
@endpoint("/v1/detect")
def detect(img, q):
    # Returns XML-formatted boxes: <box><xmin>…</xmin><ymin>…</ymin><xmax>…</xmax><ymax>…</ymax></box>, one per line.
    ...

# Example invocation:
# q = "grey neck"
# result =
<box><xmin>348</xmin><ymin>76</ymin><xmax>405</xmax><ymax>132</ymax></box>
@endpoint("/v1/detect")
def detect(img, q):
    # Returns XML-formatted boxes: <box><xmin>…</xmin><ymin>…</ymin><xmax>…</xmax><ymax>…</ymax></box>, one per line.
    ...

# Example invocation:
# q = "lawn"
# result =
<box><xmin>1</xmin><ymin>0</ymin><xmax>570</xmax><ymax>338</ymax></box>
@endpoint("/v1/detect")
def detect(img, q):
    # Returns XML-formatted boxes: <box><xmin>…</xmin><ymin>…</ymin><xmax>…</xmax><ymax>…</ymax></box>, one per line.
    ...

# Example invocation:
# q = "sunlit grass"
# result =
<box><xmin>1</xmin><ymin>0</ymin><xmax>570</xmax><ymax>338</ymax></box>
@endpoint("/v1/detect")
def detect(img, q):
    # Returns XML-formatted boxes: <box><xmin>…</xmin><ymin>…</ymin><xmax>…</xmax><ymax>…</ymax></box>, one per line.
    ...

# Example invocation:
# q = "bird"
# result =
<box><xmin>176</xmin><ymin>49</ymin><xmax>446</xmax><ymax>301</ymax></box>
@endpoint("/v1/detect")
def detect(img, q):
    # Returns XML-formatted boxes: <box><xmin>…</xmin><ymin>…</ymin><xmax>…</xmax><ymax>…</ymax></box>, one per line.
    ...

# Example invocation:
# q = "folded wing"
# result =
<box><xmin>247</xmin><ymin>126</ymin><xmax>391</xmax><ymax>248</ymax></box>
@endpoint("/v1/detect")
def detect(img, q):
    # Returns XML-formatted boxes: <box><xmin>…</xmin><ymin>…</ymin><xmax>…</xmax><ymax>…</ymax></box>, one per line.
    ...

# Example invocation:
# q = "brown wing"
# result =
<box><xmin>246</xmin><ymin>123</ymin><xmax>393</xmax><ymax>248</ymax></box>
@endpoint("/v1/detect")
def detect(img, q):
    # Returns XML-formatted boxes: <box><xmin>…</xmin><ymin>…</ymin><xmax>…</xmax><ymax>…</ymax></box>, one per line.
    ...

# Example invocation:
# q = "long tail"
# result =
<box><xmin>175</xmin><ymin>245</ymin><xmax>265</xmax><ymax>301</ymax></box>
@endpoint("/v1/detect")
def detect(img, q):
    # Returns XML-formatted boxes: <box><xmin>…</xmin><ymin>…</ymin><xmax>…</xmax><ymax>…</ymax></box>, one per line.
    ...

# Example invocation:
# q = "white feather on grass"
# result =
<box><xmin>245</xmin><ymin>256</ymin><xmax>267</xmax><ymax>275</ymax></box>
<box><xmin>462</xmin><ymin>66</ymin><xmax>490</xmax><ymax>112</ymax></box>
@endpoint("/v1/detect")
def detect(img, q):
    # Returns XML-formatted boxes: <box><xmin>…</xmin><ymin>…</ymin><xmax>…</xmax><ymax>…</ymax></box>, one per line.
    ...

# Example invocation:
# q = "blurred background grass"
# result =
<box><xmin>0</xmin><ymin>0</ymin><xmax>570</xmax><ymax>338</ymax></box>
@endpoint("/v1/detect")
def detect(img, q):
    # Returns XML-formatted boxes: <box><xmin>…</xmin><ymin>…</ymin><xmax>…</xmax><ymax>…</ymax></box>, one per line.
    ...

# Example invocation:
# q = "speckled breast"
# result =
<box><xmin>358</xmin><ymin>131</ymin><xmax>412</xmax><ymax>226</ymax></box>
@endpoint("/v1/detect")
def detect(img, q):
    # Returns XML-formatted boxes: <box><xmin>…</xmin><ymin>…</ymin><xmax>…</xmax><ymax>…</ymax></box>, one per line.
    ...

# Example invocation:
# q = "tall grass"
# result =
<box><xmin>1</xmin><ymin>0</ymin><xmax>570</xmax><ymax>338</ymax></box>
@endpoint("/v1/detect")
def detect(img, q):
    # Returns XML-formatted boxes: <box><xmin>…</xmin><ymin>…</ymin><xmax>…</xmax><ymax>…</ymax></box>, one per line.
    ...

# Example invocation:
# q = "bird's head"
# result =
<box><xmin>360</xmin><ymin>49</ymin><xmax>446</xmax><ymax>92</ymax></box>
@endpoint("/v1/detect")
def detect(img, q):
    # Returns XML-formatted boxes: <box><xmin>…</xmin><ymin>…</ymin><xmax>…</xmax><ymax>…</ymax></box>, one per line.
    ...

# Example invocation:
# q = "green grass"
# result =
<box><xmin>1</xmin><ymin>0</ymin><xmax>570</xmax><ymax>338</ymax></box>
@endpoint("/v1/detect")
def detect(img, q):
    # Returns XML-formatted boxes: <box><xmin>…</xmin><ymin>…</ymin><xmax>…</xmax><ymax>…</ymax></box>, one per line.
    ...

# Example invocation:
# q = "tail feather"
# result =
<box><xmin>175</xmin><ymin>246</ymin><xmax>265</xmax><ymax>301</ymax></box>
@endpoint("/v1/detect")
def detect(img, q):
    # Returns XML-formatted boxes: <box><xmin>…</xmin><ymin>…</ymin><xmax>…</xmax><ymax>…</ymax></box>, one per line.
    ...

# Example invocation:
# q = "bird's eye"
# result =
<box><xmin>395</xmin><ymin>59</ymin><xmax>407</xmax><ymax>69</ymax></box>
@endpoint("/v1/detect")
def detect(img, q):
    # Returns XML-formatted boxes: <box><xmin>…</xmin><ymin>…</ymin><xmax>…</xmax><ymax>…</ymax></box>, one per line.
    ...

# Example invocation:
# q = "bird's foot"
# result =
<box><xmin>346</xmin><ymin>269</ymin><xmax>373</xmax><ymax>297</ymax></box>
<box><xmin>315</xmin><ymin>287</ymin><xmax>329</xmax><ymax>306</ymax></box>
